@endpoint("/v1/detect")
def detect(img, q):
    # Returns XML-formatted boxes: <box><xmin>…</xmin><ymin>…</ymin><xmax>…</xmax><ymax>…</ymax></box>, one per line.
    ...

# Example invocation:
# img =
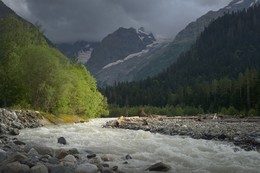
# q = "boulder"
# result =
<box><xmin>76</xmin><ymin>163</ymin><xmax>98</xmax><ymax>173</ymax></box>
<box><xmin>111</xmin><ymin>166</ymin><xmax>118</xmax><ymax>171</ymax></box>
<box><xmin>12</xmin><ymin>121</ymin><xmax>24</xmax><ymax>129</ymax></box>
<box><xmin>48</xmin><ymin>157</ymin><xmax>60</xmax><ymax>164</ymax></box>
<box><xmin>14</xmin><ymin>140</ymin><xmax>26</xmax><ymax>146</ymax></box>
<box><xmin>0</xmin><ymin>123</ymin><xmax>8</xmax><ymax>133</ymax></box>
<box><xmin>10</xmin><ymin>128</ymin><xmax>20</xmax><ymax>135</ymax></box>
<box><xmin>124</xmin><ymin>154</ymin><xmax>132</xmax><ymax>160</ymax></box>
<box><xmin>31</xmin><ymin>164</ymin><xmax>48</xmax><ymax>173</ymax></box>
<box><xmin>145</xmin><ymin>162</ymin><xmax>171</xmax><ymax>172</ymax></box>
<box><xmin>87</xmin><ymin>154</ymin><xmax>96</xmax><ymax>159</ymax></box>
<box><xmin>27</xmin><ymin>148</ymin><xmax>39</xmax><ymax>157</ymax></box>
<box><xmin>2</xmin><ymin>161</ymin><xmax>30</xmax><ymax>173</ymax></box>
<box><xmin>48</xmin><ymin>165</ymin><xmax>73</xmax><ymax>173</ymax></box>
<box><xmin>101</xmin><ymin>169</ymin><xmax>114</xmax><ymax>173</ymax></box>
<box><xmin>101</xmin><ymin>155</ymin><xmax>113</xmax><ymax>162</ymax></box>
<box><xmin>62</xmin><ymin>154</ymin><xmax>77</xmax><ymax>165</ymax></box>
<box><xmin>0</xmin><ymin>149</ymin><xmax>7</xmax><ymax>162</ymax></box>
<box><xmin>68</xmin><ymin>148</ymin><xmax>79</xmax><ymax>155</ymax></box>
<box><xmin>9</xmin><ymin>152</ymin><xmax>28</xmax><ymax>162</ymax></box>
<box><xmin>54</xmin><ymin>149</ymin><xmax>68</xmax><ymax>159</ymax></box>
<box><xmin>25</xmin><ymin>144</ymin><xmax>54</xmax><ymax>156</ymax></box>
<box><xmin>58</xmin><ymin>137</ymin><xmax>67</xmax><ymax>145</ymax></box>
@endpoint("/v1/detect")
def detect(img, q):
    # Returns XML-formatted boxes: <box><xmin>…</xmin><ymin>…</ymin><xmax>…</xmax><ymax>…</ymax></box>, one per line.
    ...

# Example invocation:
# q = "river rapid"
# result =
<box><xmin>18</xmin><ymin>118</ymin><xmax>260</xmax><ymax>173</ymax></box>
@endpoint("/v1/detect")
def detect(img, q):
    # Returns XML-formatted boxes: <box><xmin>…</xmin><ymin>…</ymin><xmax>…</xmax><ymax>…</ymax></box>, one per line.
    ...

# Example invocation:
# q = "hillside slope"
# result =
<box><xmin>0</xmin><ymin>14</ymin><xmax>108</xmax><ymax>117</ymax></box>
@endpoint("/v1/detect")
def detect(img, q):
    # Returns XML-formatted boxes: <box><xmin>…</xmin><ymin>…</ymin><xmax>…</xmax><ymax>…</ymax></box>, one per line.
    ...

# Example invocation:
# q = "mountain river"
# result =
<box><xmin>17</xmin><ymin>118</ymin><xmax>260</xmax><ymax>173</ymax></box>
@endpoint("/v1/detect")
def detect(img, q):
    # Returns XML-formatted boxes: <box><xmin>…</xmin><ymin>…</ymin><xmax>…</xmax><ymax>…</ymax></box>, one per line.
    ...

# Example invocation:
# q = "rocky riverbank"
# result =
<box><xmin>1</xmin><ymin>109</ymin><xmax>168</xmax><ymax>173</ymax></box>
<box><xmin>0</xmin><ymin>135</ymin><xmax>131</xmax><ymax>173</ymax></box>
<box><xmin>0</xmin><ymin>108</ymin><xmax>46</xmax><ymax>136</ymax></box>
<box><xmin>104</xmin><ymin>115</ymin><xmax>260</xmax><ymax>152</ymax></box>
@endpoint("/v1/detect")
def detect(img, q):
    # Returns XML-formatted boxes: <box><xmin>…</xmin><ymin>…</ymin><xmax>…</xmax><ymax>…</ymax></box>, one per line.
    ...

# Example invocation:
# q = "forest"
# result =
<box><xmin>103</xmin><ymin>5</ymin><xmax>260</xmax><ymax>116</ymax></box>
<box><xmin>0</xmin><ymin>15</ymin><xmax>108</xmax><ymax>117</ymax></box>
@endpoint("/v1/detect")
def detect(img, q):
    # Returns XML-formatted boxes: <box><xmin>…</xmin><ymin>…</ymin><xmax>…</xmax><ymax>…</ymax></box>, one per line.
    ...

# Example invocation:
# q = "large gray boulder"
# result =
<box><xmin>2</xmin><ymin>161</ymin><xmax>30</xmax><ymax>173</ymax></box>
<box><xmin>30</xmin><ymin>164</ymin><xmax>48</xmax><ymax>173</ymax></box>
<box><xmin>76</xmin><ymin>163</ymin><xmax>98</xmax><ymax>173</ymax></box>
<box><xmin>0</xmin><ymin>149</ymin><xmax>7</xmax><ymax>162</ymax></box>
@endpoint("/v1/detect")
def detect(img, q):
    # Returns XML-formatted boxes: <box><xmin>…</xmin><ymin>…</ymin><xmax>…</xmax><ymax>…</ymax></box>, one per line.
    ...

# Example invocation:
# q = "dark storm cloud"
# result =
<box><xmin>2</xmin><ymin>0</ymin><xmax>232</xmax><ymax>43</ymax></box>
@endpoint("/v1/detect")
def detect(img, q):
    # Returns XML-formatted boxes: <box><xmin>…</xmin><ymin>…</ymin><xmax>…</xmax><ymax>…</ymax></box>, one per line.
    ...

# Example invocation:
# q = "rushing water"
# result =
<box><xmin>18</xmin><ymin>118</ymin><xmax>260</xmax><ymax>173</ymax></box>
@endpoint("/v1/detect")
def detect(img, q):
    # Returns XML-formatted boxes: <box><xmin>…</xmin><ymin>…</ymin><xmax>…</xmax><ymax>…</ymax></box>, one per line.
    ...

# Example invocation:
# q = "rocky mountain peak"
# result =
<box><xmin>86</xmin><ymin>27</ymin><xmax>156</xmax><ymax>76</ymax></box>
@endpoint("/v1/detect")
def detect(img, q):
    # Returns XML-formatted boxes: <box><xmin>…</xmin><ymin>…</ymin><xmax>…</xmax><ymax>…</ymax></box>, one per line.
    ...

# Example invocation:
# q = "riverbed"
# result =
<box><xmin>18</xmin><ymin>118</ymin><xmax>260</xmax><ymax>173</ymax></box>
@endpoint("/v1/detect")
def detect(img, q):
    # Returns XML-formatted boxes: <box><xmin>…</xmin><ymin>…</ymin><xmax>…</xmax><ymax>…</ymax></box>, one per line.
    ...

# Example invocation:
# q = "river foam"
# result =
<box><xmin>18</xmin><ymin>118</ymin><xmax>260</xmax><ymax>173</ymax></box>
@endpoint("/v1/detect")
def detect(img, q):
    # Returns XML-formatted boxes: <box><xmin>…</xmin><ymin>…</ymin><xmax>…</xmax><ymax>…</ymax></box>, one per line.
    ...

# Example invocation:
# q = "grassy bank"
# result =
<box><xmin>42</xmin><ymin>113</ymin><xmax>89</xmax><ymax>125</ymax></box>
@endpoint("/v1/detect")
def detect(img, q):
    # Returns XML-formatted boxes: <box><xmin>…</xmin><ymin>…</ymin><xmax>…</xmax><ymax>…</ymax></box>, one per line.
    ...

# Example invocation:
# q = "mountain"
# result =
<box><xmin>103</xmin><ymin>5</ymin><xmax>260</xmax><ymax>114</ymax></box>
<box><xmin>131</xmin><ymin>0</ymin><xmax>260</xmax><ymax>81</ymax></box>
<box><xmin>95</xmin><ymin>39</ymin><xmax>170</xmax><ymax>86</ymax></box>
<box><xmin>56</xmin><ymin>0</ymin><xmax>258</xmax><ymax>86</ymax></box>
<box><xmin>86</xmin><ymin>27</ymin><xmax>156</xmax><ymax>74</ymax></box>
<box><xmin>0</xmin><ymin>0</ymin><xmax>15</xmax><ymax>17</ymax></box>
<box><xmin>56</xmin><ymin>27</ymin><xmax>163</xmax><ymax>86</ymax></box>
<box><xmin>85</xmin><ymin>27</ymin><xmax>165</xmax><ymax>86</ymax></box>
<box><xmin>56</xmin><ymin>41</ymin><xmax>100</xmax><ymax>64</ymax></box>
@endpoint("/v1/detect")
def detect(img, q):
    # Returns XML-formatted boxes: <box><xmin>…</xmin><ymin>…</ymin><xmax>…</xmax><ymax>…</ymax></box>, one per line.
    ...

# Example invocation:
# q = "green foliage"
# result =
<box><xmin>227</xmin><ymin>106</ymin><xmax>239</xmax><ymax>116</ymax></box>
<box><xmin>0</xmin><ymin>15</ymin><xmax>108</xmax><ymax>117</ymax></box>
<box><xmin>108</xmin><ymin>104</ymin><xmax>204</xmax><ymax>117</ymax></box>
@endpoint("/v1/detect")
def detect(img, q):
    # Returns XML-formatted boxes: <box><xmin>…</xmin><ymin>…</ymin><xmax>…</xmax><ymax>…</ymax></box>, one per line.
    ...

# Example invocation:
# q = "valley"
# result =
<box><xmin>0</xmin><ymin>0</ymin><xmax>260</xmax><ymax>172</ymax></box>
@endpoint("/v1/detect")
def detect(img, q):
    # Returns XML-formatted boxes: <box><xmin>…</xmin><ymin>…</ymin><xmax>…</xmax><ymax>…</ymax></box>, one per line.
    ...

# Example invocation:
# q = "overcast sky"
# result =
<box><xmin>2</xmin><ymin>0</ymin><xmax>232</xmax><ymax>43</ymax></box>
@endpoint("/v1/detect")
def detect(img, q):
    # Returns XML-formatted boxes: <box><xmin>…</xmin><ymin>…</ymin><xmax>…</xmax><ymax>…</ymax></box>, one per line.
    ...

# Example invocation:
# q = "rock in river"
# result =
<box><xmin>146</xmin><ymin>162</ymin><xmax>171</xmax><ymax>172</ymax></box>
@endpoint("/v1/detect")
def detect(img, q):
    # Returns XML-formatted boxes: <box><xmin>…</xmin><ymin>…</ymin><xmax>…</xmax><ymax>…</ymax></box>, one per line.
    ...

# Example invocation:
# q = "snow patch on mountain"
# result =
<box><xmin>235</xmin><ymin>0</ymin><xmax>244</xmax><ymax>5</ymax></box>
<box><xmin>251</xmin><ymin>0</ymin><xmax>259</xmax><ymax>6</ymax></box>
<box><xmin>77</xmin><ymin>48</ymin><xmax>93</xmax><ymax>64</ymax></box>
<box><xmin>102</xmin><ymin>41</ymin><xmax>159</xmax><ymax>70</ymax></box>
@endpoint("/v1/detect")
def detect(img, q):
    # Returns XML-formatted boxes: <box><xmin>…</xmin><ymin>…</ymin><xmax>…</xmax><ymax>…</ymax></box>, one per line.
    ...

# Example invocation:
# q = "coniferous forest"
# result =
<box><xmin>0</xmin><ymin>16</ymin><xmax>108</xmax><ymax>117</ymax></box>
<box><xmin>103</xmin><ymin>5</ymin><xmax>260</xmax><ymax>116</ymax></box>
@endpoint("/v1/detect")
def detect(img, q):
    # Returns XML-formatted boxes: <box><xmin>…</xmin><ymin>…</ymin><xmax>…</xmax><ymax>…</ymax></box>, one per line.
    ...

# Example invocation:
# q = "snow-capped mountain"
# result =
<box><xmin>57</xmin><ymin>0</ymin><xmax>259</xmax><ymax>86</ymax></box>
<box><xmin>96</xmin><ymin>39</ymin><xmax>170</xmax><ymax>86</ymax></box>
<box><xmin>85</xmin><ymin>27</ymin><xmax>164</xmax><ymax>86</ymax></box>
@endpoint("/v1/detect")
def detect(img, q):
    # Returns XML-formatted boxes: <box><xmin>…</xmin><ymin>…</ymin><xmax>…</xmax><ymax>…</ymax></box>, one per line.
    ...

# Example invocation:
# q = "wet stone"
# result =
<box><xmin>146</xmin><ymin>162</ymin><xmax>171</xmax><ymax>172</ymax></box>
<box><xmin>10</xmin><ymin>128</ymin><xmax>20</xmax><ymax>135</ymax></box>
<box><xmin>2</xmin><ymin>161</ymin><xmax>30</xmax><ymax>173</ymax></box>
<box><xmin>57</xmin><ymin>137</ymin><xmax>67</xmax><ymax>145</ymax></box>
<box><xmin>0</xmin><ymin>149</ymin><xmax>7</xmax><ymax>162</ymax></box>
<box><xmin>87</xmin><ymin>153</ymin><xmax>97</xmax><ymax>159</ymax></box>
<box><xmin>31</xmin><ymin>164</ymin><xmax>48</xmax><ymax>173</ymax></box>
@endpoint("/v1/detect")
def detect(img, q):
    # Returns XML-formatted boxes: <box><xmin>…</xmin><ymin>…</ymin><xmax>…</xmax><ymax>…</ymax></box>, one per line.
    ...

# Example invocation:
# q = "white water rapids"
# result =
<box><xmin>18</xmin><ymin>118</ymin><xmax>260</xmax><ymax>173</ymax></box>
